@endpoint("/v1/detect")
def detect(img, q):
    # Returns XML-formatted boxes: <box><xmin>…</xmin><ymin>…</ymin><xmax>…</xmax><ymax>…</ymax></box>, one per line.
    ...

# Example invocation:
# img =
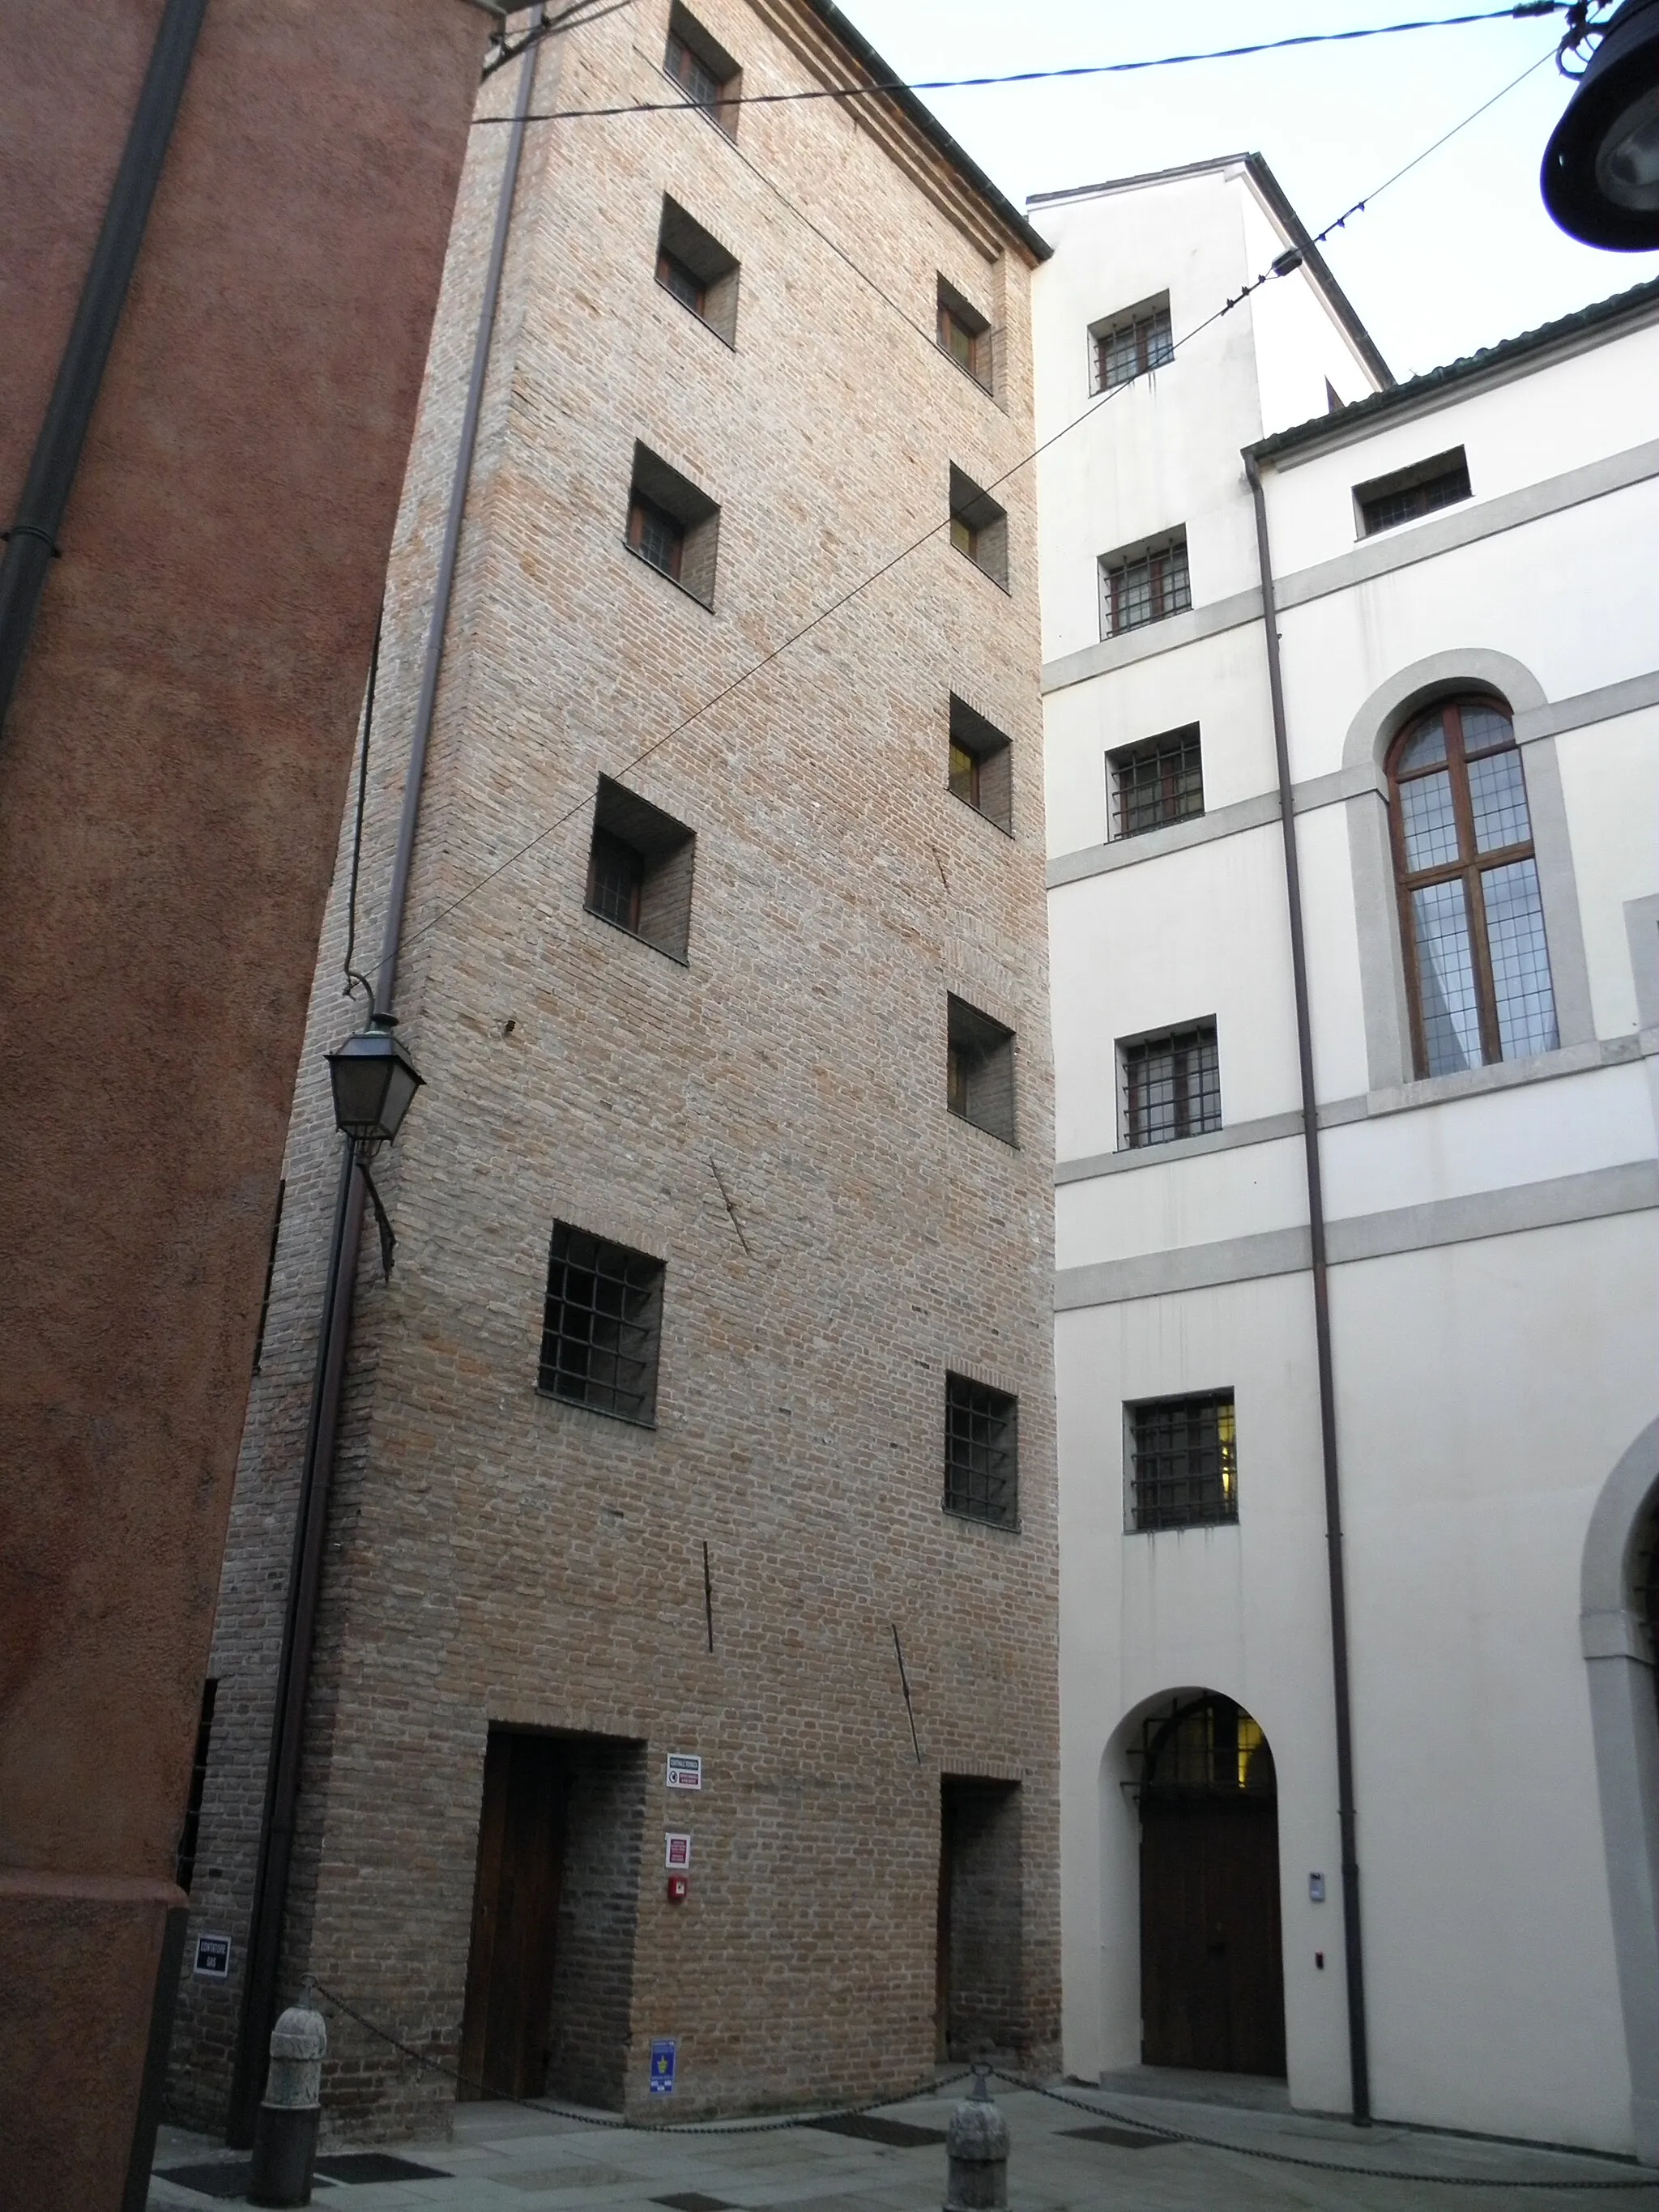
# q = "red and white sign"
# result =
<box><xmin>664</xmin><ymin>1832</ymin><xmax>693</xmax><ymax>1870</ymax></box>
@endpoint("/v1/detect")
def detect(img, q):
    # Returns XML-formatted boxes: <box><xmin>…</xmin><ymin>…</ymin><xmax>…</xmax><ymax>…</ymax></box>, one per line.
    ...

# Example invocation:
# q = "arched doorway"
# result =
<box><xmin>1134</xmin><ymin>1692</ymin><xmax>1286</xmax><ymax>2078</ymax></box>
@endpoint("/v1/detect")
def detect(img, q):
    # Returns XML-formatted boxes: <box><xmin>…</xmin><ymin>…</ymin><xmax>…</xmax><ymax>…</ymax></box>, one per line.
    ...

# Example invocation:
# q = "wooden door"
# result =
<box><xmin>459</xmin><ymin>1732</ymin><xmax>568</xmax><ymax>2099</ymax></box>
<box><xmin>1141</xmin><ymin>1795</ymin><xmax>1285</xmax><ymax>2076</ymax></box>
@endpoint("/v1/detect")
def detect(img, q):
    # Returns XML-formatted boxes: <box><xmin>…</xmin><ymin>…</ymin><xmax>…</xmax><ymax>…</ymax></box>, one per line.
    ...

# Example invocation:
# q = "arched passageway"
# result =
<box><xmin>1132</xmin><ymin>1693</ymin><xmax>1286</xmax><ymax>2078</ymax></box>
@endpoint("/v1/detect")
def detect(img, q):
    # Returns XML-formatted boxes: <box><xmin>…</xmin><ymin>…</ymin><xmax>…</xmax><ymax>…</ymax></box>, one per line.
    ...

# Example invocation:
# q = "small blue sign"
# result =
<box><xmin>649</xmin><ymin>2039</ymin><xmax>677</xmax><ymax>2096</ymax></box>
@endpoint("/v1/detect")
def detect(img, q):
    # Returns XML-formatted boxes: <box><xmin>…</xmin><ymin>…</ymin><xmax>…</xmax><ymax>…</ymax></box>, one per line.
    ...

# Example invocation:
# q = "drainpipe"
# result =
<box><xmin>0</xmin><ymin>0</ymin><xmax>209</xmax><ymax>731</ymax></box>
<box><xmin>1244</xmin><ymin>450</ymin><xmax>1371</xmax><ymax>2126</ymax></box>
<box><xmin>228</xmin><ymin>15</ymin><xmax>547</xmax><ymax>2142</ymax></box>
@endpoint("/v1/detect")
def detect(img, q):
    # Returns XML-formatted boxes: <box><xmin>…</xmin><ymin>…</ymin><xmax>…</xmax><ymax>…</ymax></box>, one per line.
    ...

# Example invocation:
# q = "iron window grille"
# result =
<box><xmin>1090</xmin><ymin>299</ymin><xmax>1174</xmax><ymax>393</ymax></box>
<box><xmin>1109</xmin><ymin>725</ymin><xmax>1203</xmax><ymax>839</ymax></box>
<box><xmin>584</xmin><ymin>778</ymin><xmax>697</xmax><ymax>961</ymax></box>
<box><xmin>625</xmin><ymin>443</ymin><xmax>720</xmax><ymax>607</ymax></box>
<box><xmin>937</xmin><ymin>277</ymin><xmax>993</xmax><ymax>392</ymax></box>
<box><xmin>1388</xmin><ymin>697</ymin><xmax>1556</xmax><ymax>1077</ymax></box>
<box><xmin>1099</xmin><ymin>536</ymin><xmax>1189</xmax><ymax>638</ymax></box>
<box><xmin>1121</xmin><ymin>1023</ymin><xmax>1220</xmax><ymax>1149</ymax></box>
<box><xmin>948</xmin><ymin>695</ymin><xmax>1013</xmax><ymax>833</ymax></box>
<box><xmin>539</xmin><ymin>1222</ymin><xmax>665</xmax><ymax>1426</ymax></box>
<box><xmin>664</xmin><ymin>6</ymin><xmax>740</xmax><ymax>135</ymax></box>
<box><xmin>948</xmin><ymin>465</ymin><xmax>1009</xmax><ymax>590</ymax></box>
<box><xmin>947</xmin><ymin>995</ymin><xmax>1017</xmax><ymax>1144</ymax></box>
<box><xmin>945</xmin><ymin>1373</ymin><xmax>1018</xmax><ymax>1527</ymax></box>
<box><xmin>1355</xmin><ymin>446</ymin><xmax>1471</xmax><ymax>535</ymax></box>
<box><xmin>1128</xmin><ymin>1392</ymin><xmax>1237</xmax><ymax>1532</ymax></box>
<box><xmin>655</xmin><ymin>197</ymin><xmax>740</xmax><ymax>346</ymax></box>
<box><xmin>1128</xmin><ymin>1692</ymin><xmax>1273</xmax><ymax>1797</ymax></box>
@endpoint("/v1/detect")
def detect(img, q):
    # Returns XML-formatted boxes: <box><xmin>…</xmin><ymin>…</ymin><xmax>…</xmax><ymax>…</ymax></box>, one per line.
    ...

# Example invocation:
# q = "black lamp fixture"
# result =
<box><xmin>326</xmin><ymin>1010</ymin><xmax>423</xmax><ymax>1152</ymax></box>
<box><xmin>1542</xmin><ymin>0</ymin><xmax>1659</xmax><ymax>249</ymax></box>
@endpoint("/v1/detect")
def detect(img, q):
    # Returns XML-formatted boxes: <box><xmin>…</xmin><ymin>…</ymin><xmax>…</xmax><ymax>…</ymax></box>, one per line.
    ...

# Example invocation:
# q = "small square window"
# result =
<box><xmin>625</xmin><ymin>442</ymin><xmax>719</xmax><ymax>607</ymax></box>
<box><xmin>948</xmin><ymin>995</ymin><xmax>1016</xmax><ymax>1145</ymax></box>
<box><xmin>1355</xmin><ymin>447</ymin><xmax>1471</xmax><ymax>535</ymax></box>
<box><xmin>948</xmin><ymin>696</ymin><xmax>1013</xmax><ymax>834</ymax></box>
<box><xmin>656</xmin><ymin>197</ymin><xmax>740</xmax><ymax>346</ymax></box>
<box><xmin>948</xmin><ymin>466</ymin><xmax>1009</xmax><ymax>590</ymax></box>
<box><xmin>1121</xmin><ymin>1022</ymin><xmax>1219</xmax><ymax>1149</ymax></box>
<box><xmin>937</xmin><ymin>278</ymin><xmax>993</xmax><ymax>392</ymax></box>
<box><xmin>1099</xmin><ymin>533</ymin><xmax>1189</xmax><ymax>639</ymax></box>
<box><xmin>1109</xmin><ymin>725</ymin><xmax>1203</xmax><ymax>839</ymax></box>
<box><xmin>664</xmin><ymin>6</ymin><xmax>741</xmax><ymax>136</ymax></box>
<box><xmin>585</xmin><ymin>778</ymin><xmax>696</xmax><ymax>961</ymax></box>
<box><xmin>1128</xmin><ymin>1392</ymin><xmax>1236</xmax><ymax>1532</ymax></box>
<box><xmin>539</xmin><ymin>1222</ymin><xmax>665</xmax><ymax>1426</ymax></box>
<box><xmin>945</xmin><ymin>1373</ymin><xmax>1018</xmax><ymax>1527</ymax></box>
<box><xmin>1089</xmin><ymin>294</ymin><xmax>1173</xmax><ymax>394</ymax></box>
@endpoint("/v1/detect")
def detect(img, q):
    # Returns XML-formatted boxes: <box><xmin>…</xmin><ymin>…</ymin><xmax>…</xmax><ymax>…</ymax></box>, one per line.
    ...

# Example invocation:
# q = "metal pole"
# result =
<box><xmin>0</xmin><ymin>0</ymin><xmax>209</xmax><ymax>732</ymax></box>
<box><xmin>1245</xmin><ymin>452</ymin><xmax>1371</xmax><ymax>2125</ymax></box>
<box><xmin>228</xmin><ymin>12</ymin><xmax>547</xmax><ymax>2137</ymax></box>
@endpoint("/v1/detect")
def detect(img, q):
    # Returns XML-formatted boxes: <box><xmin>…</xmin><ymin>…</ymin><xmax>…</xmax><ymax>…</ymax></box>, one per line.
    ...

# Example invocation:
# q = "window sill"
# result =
<box><xmin>1357</xmin><ymin>492</ymin><xmax>1472</xmax><ymax>541</ymax></box>
<box><xmin>948</xmin><ymin>1103</ymin><xmax>1019</xmax><ymax>1149</ymax></box>
<box><xmin>936</xmin><ymin>341</ymin><xmax>996</xmax><ymax>403</ymax></box>
<box><xmin>951</xmin><ymin>543</ymin><xmax>1011</xmax><ymax>595</ymax></box>
<box><xmin>1126</xmin><ymin>1515</ymin><xmax>1239</xmax><ymax>1537</ymax></box>
<box><xmin>655</xmin><ymin>273</ymin><xmax>736</xmax><ymax>352</ymax></box>
<box><xmin>1098</xmin><ymin>608</ymin><xmax>1188</xmax><ymax>646</ymax></box>
<box><xmin>535</xmin><ymin>1383</ymin><xmax>658</xmax><ymax>1431</ymax></box>
<box><xmin>582</xmin><ymin>900</ymin><xmax>690</xmax><ymax>967</ymax></box>
<box><xmin>621</xmin><ymin>538</ymin><xmax>714</xmax><ymax>612</ymax></box>
<box><xmin>1109</xmin><ymin>809</ymin><xmax>1205</xmax><ymax>846</ymax></box>
<box><xmin>947</xmin><ymin>786</ymin><xmax>1016</xmax><ymax>840</ymax></box>
<box><xmin>1118</xmin><ymin>1125</ymin><xmax>1222</xmax><ymax>1157</ymax></box>
<box><xmin>942</xmin><ymin>1502</ymin><xmax>1021</xmax><ymax>1536</ymax></box>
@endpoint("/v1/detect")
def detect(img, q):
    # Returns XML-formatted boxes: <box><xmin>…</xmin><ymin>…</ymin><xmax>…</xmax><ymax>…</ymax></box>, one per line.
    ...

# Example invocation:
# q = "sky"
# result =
<box><xmin>834</xmin><ymin>1</ymin><xmax>1659</xmax><ymax>381</ymax></box>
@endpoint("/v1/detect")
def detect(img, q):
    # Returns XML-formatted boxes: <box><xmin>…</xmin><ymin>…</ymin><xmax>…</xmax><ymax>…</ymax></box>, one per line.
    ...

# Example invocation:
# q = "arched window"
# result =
<box><xmin>1388</xmin><ymin>698</ymin><xmax>1559</xmax><ymax>1078</ymax></box>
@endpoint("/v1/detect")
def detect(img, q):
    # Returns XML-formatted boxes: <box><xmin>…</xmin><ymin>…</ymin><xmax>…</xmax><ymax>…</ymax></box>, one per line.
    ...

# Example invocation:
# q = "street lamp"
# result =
<box><xmin>1542</xmin><ymin>0</ymin><xmax>1659</xmax><ymax>249</ymax></box>
<box><xmin>326</xmin><ymin>1010</ymin><xmax>423</xmax><ymax>1152</ymax></box>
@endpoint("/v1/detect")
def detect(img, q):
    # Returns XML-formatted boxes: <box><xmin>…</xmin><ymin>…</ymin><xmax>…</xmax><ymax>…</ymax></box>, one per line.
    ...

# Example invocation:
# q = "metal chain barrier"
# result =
<box><xmin>989</xmin><ymin>2069</ymin><xmax>1659</xmax><ymax>2191</ymax></box>
<box><xmin>301</xmin><ymin>1978</ymin><xmax>970</xmax><ymax>2137</ymax></box>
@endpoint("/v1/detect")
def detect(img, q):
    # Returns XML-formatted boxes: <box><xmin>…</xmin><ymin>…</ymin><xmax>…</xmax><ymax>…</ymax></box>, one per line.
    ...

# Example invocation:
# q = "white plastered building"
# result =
<box><xmin>1032</xmin><ymin>152</ymin><xmax>1659</xmax><ymax>2157</ymax></box>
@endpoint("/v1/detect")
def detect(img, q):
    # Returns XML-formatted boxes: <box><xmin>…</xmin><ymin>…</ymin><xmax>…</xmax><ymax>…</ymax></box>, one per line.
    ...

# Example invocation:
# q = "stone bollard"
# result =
<box><xmin>945</xmin><ymin>2062</ymin><xmax>1009</xmax><ymax>2211</ymax></box>
<box><xmin>248</xmin><ymin>2005</ymin><xmax>326</xmax><ymax>2208</ymax></box>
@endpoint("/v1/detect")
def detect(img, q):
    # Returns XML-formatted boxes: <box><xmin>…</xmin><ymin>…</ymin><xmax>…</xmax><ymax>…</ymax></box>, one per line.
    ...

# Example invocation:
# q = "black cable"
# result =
<box><xmin>475</xmin><ymin>3</ymin><xmax>1565</xmax><ymax>126</ymax></box>
<box><xmin>401</xmin><ymin>40</ymin><xmax>1557</xmax><ymax>957</ymax></box>
<box><xmin>341</xmin><ymin>609</ymin><xmax>382</xmax><ymax>1012</ymax></box>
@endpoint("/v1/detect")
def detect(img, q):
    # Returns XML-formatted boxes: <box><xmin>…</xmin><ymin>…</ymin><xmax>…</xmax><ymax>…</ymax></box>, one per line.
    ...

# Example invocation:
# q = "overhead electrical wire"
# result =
<box><xmin>474</xmin><ymin>2</ymin><xmax>1567</xmax><ymax>126</ymax></box>
<box><xmin>394</xmin><ymin>37</ymin><xmax>1560</xmax><ymax>969</ymax></box>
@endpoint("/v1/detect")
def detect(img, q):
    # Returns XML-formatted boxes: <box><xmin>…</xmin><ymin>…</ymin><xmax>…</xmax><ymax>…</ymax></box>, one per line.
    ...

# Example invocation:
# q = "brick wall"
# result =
<box><xmin>168</xmin><ymin>0</ymin><xmax>1059</xmax><ymax>2137</ymax></box>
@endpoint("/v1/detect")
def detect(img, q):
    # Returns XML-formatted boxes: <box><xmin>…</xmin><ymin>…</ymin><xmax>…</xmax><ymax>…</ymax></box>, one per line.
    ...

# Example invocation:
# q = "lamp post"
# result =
<box><xmin>228</xmin><ymin>1012</ymin><xmax>421</xmax><ymax>2144</ymax></box>
<box><xmin>1542</xmin><ymin>0</ymin><xmax>1659</xmax><ymax>249</ymax></box>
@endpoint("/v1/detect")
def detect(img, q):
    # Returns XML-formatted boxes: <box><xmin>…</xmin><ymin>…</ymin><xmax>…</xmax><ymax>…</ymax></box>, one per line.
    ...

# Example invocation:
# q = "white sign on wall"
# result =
<box><xmin>664</xmin><ymin>1832</ymin><xmax>693</xmax><ymax>1870</ymax></box>
<box><xmin>666</xmin><ymin>1754</ymin><xmax>702</xmax><ymax>1791</ymax></box>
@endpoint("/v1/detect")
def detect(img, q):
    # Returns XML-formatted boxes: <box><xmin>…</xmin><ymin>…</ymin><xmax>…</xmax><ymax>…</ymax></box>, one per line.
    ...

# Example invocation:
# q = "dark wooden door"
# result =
<box><xmin>1141</xmin><ymin>1796</ymin><xmax>1285</xmax><ymax>2076</ymax></box>
<box><xmin>460</xmin><ymin>1732</ymin><xmax>568</xmax><ymax>2099</ymax></box>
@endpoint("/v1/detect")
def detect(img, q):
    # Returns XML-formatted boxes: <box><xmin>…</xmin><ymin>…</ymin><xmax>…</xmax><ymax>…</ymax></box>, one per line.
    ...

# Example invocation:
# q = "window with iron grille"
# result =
<box><xmin>1128</xmin><ymin>1392</ymin><xmax>1236</xmax><ymax>1532</ymax></box>
<box><xmin>1098</xmin><ymin>534</ymin><xmax>1189</xmax><ymax>638</ymax></box>
<box><xmin>1387</xmin><ymin>697</ymin><xmax>1556</xmax><ymax>1077</ymax></box>
<box><xmin>625</xmin><ymin>443</ymin><xmax>720</xmax><ymax>607</ymax></box>
<box><xmin>948</xmin><ymin>695</ymin><xmax>1013</xmax><ymax>833</ymax></box>
<box><xmin>664</xmin><ymin>6</ymin><xmax>740</xmax><ymax>135</ymax></box>
<box><xmin>937</xmin><ymin>277</ymin><xmax>993</xmax><ymax>392</ymax></box>
<box><xmin>1090</xmin><ymin>296</ymin><xmax>1174</xmax><ymax>393</ymax></box>
<box><xmin>948</xmin><ymin>995</ymin><xmax>1016</xmax><ymax>1144</ymax></box>
<box><xmin>585</xmin><ymin>777</ymin><xmax>696</xmax><ymax>961</ymax></box>
<box><xmin>539</xmin><ymin>1223</ymin><xmax>665</xmax><ymax>1426</ymax></box>
<box><xmin>656</xmin><ymin>197</ymin><xmax>740</xmax><ymax>346</ymax></box>
<box><xmin>948</xmin><ymin>465</ymin><xmax>1009</xmax><ymax>590</ymax></box>
<box><xmin>1121</xmin><ymin>1022</ymin><xmax>1220</xmax><ymax>1149</ymax></box>
<box><xmin>1109</xmin><ymin>725</ymin><xmax>1203</xmax><ymax>839</ymax></box>
<box><xmin>945</xmin><ymin>1373</ymin><xmax>1018</xmax><ymax>1527</ymax></box>
<box><xmin>1355</xmin><ymin>446</ymin><xmax>1470</xmax><ymax>535</ymax></box>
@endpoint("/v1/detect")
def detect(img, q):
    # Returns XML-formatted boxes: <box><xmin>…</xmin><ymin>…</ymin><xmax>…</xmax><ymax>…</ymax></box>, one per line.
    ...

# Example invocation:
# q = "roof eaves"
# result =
<box><xmin>1248</xmin><ymin>272</ymin><xmax>1659</xmax><ymax>465</ymax></box>
<box><xmin>1239</xmin><ymin>155</ymin><xmax>1394</xmax><ymax>391</ymax></box>
<box><xmin>797</xmin><ymin>0</ymin><xmax>1052</xmax><ymax>260</ymax></box>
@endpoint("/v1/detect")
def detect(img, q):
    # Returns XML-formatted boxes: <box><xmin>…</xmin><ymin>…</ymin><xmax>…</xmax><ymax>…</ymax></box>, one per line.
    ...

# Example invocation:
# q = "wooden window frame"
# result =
<box><xmin>1388</xmin><ymin>696</ymin><xmax>1552</xmax><ymax>1077</ymax></box>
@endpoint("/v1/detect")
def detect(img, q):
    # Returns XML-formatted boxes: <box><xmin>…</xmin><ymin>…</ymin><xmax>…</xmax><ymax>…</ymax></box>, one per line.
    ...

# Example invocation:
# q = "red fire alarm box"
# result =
<box><xmin>667</xmin><ymin>1873</ymin><xmax>689</xmax><ymax>1903</ymax></box>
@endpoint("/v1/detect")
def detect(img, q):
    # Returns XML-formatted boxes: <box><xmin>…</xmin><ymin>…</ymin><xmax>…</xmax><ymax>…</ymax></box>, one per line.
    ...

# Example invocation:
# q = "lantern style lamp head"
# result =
<box><xmin>327</xmin><ymin>1012</ymin><xmax>423</xmax><ymax>1152</ymax></box>
<box><xmin>1542</xmin><ymin>0</ymin><xmax>1659</xmax><ymax>249</ymax></box>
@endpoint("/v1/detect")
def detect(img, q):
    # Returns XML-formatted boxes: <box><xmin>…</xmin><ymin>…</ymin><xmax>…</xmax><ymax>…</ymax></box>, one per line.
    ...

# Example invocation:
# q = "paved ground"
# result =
<box><xmin>150</xmin><ymin>2071</ymin><xmax>1659</xmax><ymax>2212</ymax></box>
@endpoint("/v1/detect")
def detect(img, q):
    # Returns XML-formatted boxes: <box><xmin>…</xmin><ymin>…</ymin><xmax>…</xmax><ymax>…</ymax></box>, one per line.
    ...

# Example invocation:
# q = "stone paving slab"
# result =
<box><xmin>152</xmin><ymin>2081</ymin><xmax>1659</xmax><ymax>2212</ymax></box>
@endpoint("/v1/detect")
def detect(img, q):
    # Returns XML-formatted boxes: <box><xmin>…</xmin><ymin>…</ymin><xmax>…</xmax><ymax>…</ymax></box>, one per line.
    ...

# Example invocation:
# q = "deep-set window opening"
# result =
<box><xmin>1128</xmin><ymin>1392</ymin><xmax>1237</xmax><ymax>1532</ymax></box>
<box><xmin>1099</xmin><ymin>534</ymin><xmax>1189</xmax><ymax>638</ymax></box>
<box><xmin>539</xmin><ymin>1222</ymin><xmax>665</xmax><ymax>1426</ymax></box>
<box><xmin>1121</xmin><ymin>1021</ymin><xmax>1219</xmax><ymax>1149</ymax></box>
<box><xmin>945</xmin><ymin>1373</ymin><xmax>1019</xmax><ymax>1527</ymax></box>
